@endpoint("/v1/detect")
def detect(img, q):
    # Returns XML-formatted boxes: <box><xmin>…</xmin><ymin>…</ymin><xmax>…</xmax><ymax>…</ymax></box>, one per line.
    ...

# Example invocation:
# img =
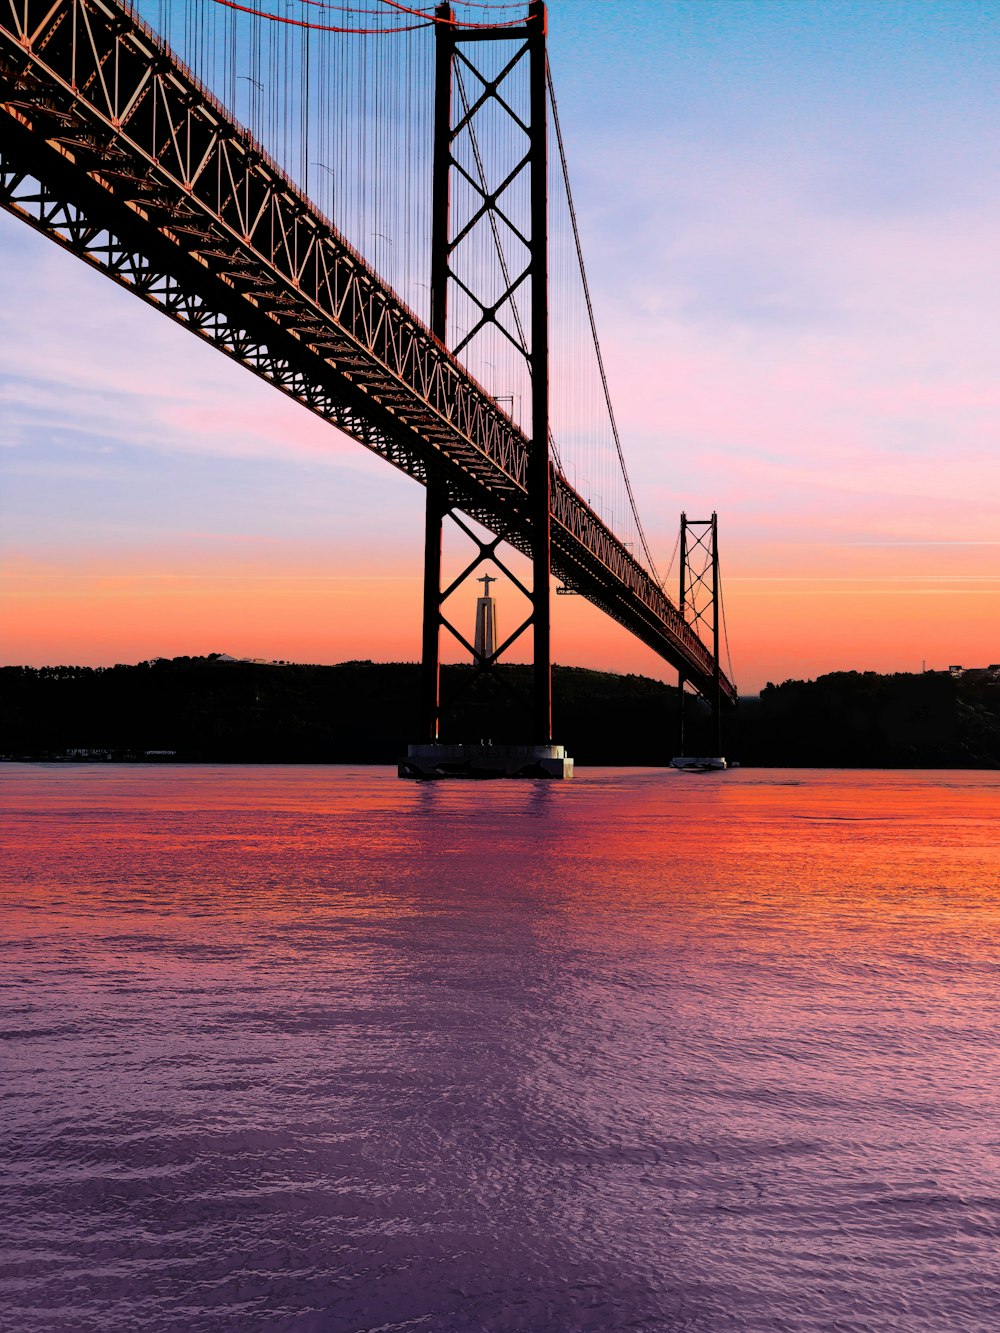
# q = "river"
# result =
<box><xmin>3</xmin><ymin>765</ymin><xmax>999</xmax><ymax>1331</ymax></box>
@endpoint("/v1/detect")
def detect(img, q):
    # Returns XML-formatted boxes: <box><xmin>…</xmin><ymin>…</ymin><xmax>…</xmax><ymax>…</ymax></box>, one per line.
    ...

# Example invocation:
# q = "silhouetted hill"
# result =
<box><xmin>0</xmin><ymin>657</ymin><xmax>687</xmax><ymax>765</ymax></box>
<box><xmin>2</xmin><ymin>658</ymin><xmax>998</xmax><ymax>766</ymax></box>
<box><xmin>739</xmin><ymin>670</ymin><xmax>1000</xmax><ymax>768</ymax></box>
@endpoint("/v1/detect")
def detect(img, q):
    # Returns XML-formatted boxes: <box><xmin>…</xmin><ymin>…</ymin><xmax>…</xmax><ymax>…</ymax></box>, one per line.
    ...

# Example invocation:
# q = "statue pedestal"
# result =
<box><xmin>399</xmin><ymin>742</ymin><xmax>573</xmax><ymax>780</ymax></box>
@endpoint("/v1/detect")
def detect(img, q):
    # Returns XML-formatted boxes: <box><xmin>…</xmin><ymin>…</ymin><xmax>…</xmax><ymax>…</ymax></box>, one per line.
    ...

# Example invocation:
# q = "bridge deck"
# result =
<box><xmin>0</xmin><ymin>0</ymin><xmax>736</xmax><ymax>705</ymax></box>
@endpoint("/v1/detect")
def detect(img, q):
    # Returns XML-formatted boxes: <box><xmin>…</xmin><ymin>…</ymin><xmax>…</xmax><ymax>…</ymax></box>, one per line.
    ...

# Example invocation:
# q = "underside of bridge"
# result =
<box><xmin>0</xmin><ymin>0</ymin><xmax>737</xmax><ymax>775</ymax></box>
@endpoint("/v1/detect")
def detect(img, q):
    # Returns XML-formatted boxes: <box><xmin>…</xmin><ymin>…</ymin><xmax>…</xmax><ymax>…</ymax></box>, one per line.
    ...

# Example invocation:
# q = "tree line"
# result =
<box><xmin>2</xmin><ymin>657</ymin><xmax>998</xmax><ymax>767</ymax></box>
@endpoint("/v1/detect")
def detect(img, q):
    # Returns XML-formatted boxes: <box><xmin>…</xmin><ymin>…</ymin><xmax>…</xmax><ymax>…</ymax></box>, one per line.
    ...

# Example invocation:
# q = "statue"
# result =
<box><xmin>474</xmin><ymin>572</ymin><xmax>497</xmax><ymax>661</ymax></box>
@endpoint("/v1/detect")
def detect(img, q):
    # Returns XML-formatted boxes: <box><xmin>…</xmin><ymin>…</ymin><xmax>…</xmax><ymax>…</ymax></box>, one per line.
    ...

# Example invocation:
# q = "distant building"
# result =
<box><xmin>948</xmin><ymin>664</ymin><xmax>999</xmax><ymax>683</ymax></box>
<box><xmin>212</xmin><ymin>653</ymin><xmax>288</xmax><ymax>667</ymax></box>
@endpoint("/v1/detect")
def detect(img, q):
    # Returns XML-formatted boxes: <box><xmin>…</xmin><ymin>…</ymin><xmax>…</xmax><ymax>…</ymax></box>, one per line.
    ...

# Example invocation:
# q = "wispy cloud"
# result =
<box><xmin>0</xmin><ymin>223</ymin><xmax>389</xmax><ymax>476</ymax></box>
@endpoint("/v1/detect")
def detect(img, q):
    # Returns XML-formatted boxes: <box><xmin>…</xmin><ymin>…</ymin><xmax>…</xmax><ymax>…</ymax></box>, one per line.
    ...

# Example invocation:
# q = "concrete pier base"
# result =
<box><xmin>399</xmin><ymin>742</ymin><xmax>573</xmax><ymax>780</ymax></box>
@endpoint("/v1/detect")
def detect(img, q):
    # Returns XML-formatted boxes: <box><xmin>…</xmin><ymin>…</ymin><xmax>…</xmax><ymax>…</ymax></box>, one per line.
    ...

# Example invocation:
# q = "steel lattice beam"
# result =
<box><xmin>0</xmin><ymin>0</ymin><xmax>736</xmax><ymax>706</ymax></box>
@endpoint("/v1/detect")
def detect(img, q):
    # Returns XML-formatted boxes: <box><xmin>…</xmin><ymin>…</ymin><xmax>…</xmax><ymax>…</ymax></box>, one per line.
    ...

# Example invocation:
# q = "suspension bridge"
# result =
<box><xmin>0</xmin><ymin>0</ymin><xmax>737</xmax><ymax>777</ymax></box>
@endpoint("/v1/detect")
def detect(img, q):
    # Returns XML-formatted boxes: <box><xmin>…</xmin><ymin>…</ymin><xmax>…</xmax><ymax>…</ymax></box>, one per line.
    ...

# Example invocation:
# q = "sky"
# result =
<box><xmin>2</xmin><ymin>0</ymin><xmax>999</xmax><ymax>691</ymax></box>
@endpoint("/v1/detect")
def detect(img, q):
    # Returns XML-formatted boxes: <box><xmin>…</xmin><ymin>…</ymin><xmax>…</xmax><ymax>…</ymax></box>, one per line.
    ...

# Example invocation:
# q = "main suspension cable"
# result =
<box><xmin>718</xmin><ymin>569</ymin><xmax>737</xmax><ymax>689</ymax></box>
<box><xmin>208</xmin><ymin>0</ymin><xmax>525</xmax><ymax>34</ymax></box>
<box><xmin>208</xmin><ymin>0</ymin><xmax>430</xmax><ymax>34</ymax></box>
<box><xmin>546</xmin><ymin>56</ymin><xmax>661</xmax><ymax>586</ymax></box>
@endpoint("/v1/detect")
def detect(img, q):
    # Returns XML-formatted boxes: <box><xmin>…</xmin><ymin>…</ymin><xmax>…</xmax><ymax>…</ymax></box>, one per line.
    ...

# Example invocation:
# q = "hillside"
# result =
<box><xmin>2</xmin><ymin>658</ymin><xmax>998</xmax><ymax>766</ymax></box>
<box><xmin>740</xmin><ymin>670</ymin><xmax>1000</xmax><ymax>769</ymax></box>
<box><xmin>0</xmin><ymin>657</ymin><xmax>684</xmax><ymax>765</ymax></box>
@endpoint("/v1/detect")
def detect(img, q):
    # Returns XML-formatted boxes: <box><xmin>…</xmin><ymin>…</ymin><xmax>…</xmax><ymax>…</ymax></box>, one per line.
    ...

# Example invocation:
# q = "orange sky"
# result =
<box><xmin>6</xmin><ymin>536</ymin><xmax>999</xmax><ymax>688</ymax></box>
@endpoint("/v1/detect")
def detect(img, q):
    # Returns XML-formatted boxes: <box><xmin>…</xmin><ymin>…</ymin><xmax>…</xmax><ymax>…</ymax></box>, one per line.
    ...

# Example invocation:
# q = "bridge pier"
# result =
<box><xmin>420</xmin><ymin>485</ymin><xmax>445</xmax><ymax>743</ymax></box>
<box><xmin>400</xmin><ymin>742</ymin><xmax>572</xmax><ymax>781</ymax></box>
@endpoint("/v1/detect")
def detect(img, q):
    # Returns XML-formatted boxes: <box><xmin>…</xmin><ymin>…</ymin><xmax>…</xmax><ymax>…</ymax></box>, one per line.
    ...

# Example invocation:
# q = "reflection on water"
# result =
<box><xmin>2</xmin><ymin>765</ymin><xmax>1000</xmax><ymax>1331</ymax></box>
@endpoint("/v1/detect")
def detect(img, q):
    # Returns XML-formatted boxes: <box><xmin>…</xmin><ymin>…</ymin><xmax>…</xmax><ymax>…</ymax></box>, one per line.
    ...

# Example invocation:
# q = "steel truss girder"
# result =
<box><xmin>0</xmin><ymin>0</ymin><xmax>735</xmax><ymax>706</ymax></box>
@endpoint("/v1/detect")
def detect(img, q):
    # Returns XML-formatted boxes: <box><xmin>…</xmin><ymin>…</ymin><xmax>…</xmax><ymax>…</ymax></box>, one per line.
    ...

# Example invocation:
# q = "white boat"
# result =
<box><xmin>670</xmin><ymin>756</ymin><xmax>728</xmax><ymax>772</ymax></box>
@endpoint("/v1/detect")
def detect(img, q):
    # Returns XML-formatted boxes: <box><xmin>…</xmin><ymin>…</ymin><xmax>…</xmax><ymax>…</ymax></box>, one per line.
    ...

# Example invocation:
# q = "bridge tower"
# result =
<box><xmin>677</xmin><ymin>512</ymin><xmax>725</xmax><ymax>761</ymax></box>
<box><xmin>402</xmin><ymin>0</ymin><xmax>572</xmax><ymax>779</ymax></box>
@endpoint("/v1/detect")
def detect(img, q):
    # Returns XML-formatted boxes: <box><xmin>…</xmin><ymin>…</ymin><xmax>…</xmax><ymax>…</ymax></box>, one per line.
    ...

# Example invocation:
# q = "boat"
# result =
<box><xmin>670</xmin><ymin>756</ymin><xmax>728</xmax><ymax>772</ymax></box>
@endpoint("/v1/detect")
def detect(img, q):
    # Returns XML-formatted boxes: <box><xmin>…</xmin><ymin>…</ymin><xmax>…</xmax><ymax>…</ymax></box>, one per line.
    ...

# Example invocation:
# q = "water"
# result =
<box><xmin>3</xmin><ymin>765</ymin><xmax>1000</xmax><ymax>1332</ymax></box>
